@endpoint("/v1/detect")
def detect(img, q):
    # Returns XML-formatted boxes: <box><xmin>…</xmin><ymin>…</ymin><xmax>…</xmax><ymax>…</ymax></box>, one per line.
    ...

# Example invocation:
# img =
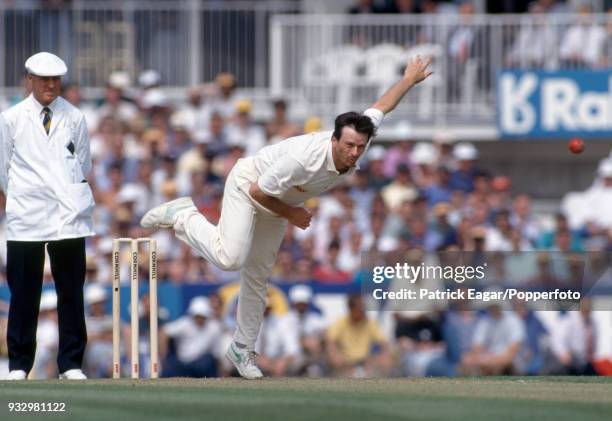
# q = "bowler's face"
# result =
<box><xmin>332</xmin><ymin>126</ymin><xmax>368</xmax><ymax>172</ymax></box>
<box><xmin>29</xmin><ymin>75</ymin><xmax>61</xmax><ymax>106</ymax></box>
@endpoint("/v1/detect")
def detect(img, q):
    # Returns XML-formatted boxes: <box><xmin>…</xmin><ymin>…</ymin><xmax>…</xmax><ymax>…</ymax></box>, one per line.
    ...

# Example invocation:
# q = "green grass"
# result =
<box><xmin>1</xmin><ymin>377</ymin><xmax>611</xmax><ymax>420</ymax></box>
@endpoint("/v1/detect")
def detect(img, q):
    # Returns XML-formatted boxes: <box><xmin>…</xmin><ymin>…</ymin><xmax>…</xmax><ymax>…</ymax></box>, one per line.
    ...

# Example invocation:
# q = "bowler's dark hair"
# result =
<box><xmin>332</xmin><ymin>112</ymin><xmax>376</xmax><ymax>142</ymax></box>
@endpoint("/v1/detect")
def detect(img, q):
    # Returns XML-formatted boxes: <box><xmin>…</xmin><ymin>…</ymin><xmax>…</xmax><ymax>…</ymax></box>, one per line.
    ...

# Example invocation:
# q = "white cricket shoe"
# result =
<box><xmin>225</xmin><ymin>342</ymin><xmax>264</xmax><ymax>380</ymax></box>
<box><xmin>140</xmin><ymin>197</ymin><xmax>196</xmax><ymax>228</ymax></box>
<box><xmin>5</xmin><ymin>370</ymin><xmax>27</xmax><ymax>380</ymax></box>
<box><xmin>59</xmin><ymin>369</ymin><xmax>87</xmax><ymax>380</ymax></box>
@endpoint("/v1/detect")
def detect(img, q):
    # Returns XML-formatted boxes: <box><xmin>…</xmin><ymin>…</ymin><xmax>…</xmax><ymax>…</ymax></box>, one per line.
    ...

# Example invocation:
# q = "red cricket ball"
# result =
<box><xmin>569</xmin><ymin>138</ymin><xmax>584</xmax><ymax>154</ymax></box>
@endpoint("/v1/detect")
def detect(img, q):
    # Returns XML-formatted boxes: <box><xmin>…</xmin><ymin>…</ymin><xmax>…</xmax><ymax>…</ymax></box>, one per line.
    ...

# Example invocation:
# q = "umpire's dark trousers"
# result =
<box><xmin>7</xmin><ymin>238</ymin><xmax>87</xmax><ymax>374</ymax></box>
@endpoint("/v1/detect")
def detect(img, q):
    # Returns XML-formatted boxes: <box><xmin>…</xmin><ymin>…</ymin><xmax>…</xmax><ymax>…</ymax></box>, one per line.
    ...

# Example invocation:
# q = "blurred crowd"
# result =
<box><xmin>347</xmin><ymin>0</ymin><xmax>612</xmax><ymax>69</ymax></box>
<box><xmin>0</xmin><ymin>59</ymin><xmax>611</xmax><ymax>379</ymax></box>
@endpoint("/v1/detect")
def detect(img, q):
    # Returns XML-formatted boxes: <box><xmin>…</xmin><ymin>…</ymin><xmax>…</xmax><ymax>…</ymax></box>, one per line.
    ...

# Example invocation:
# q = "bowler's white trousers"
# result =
<box><xmin>173</xmin><ymin>157</ymin><xmax>287</xmax><ymax>350</ymax></box>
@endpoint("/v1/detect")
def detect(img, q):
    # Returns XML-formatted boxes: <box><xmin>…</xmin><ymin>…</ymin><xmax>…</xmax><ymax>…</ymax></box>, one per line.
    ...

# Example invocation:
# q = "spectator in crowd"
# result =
<box><xmin>138</xmin><ymin>69</ymin><xmax>162</xmax><ymax>93</ymax></box>
<box><xmin>381</xmin><ymin>164</ymin><xmax>418</xmax><ymax>212</ymax></box>
<box><xmin>506</xmin><ymin>2</ymin><xmax>558</xmax><ymax>69</ymax></box>
<box><xmin>605</xmin><ymin>8</ymin><xmax>612</xmax><ymax>68</ymax></box>
<box><xmin>31</xmin><ymin>290</ymin><xmax>59</xmax><ymax>379</ymax></box>
<box><xmin>550</xmin><ymin>299</ymin><xmax>598</xmax><ymax>375</ymax></box>
<box><xmin>83</xmin><ymin>284</ymin><xmax>113</xmax><ymax>378</ymax></box>
<box><xmin>337</xmin><ymin>229</ymin><xmax>365</xmax><ymax>273</ymax></box>
<box><xmin>449</xmin><ymin>142</ymin><xmax>479</xmax><ymax>192</ymax></box>
<box><xmin>510</xmin><ymin>194</ymin><xmax>541</xmax><ymax>246</ymax></box>
<box><xmin>447</xmin><ymin>1</ymin><xmax>486</xmax><ymax>102</ymax></box>
<box><xmin>461</xmin><ymin>300</ymin><xmax>525</xmax><ymax>375</ymax></box>
<box><xmin>141</xmin><ymin>89</ymin><xmax>170</xmax><ymax>132</ymax></box>
<box><xmin>383</xmin><ymin>138</ymin><xmax>411</xmax><ymax>178</ymax></box>
<box><xmin>427</xmin><ymin>299</ymin><xmax>478</xmax><ymax>376</ymax></box>
<box><xmin>364</xmin><ymin>146</ymin><xmax>391</xmax><ymax>190</ymax></box>
<box><xmin>537</xmin><ymin>0</ymin><xmax>570</xmax><ymax>14</ymax></box>
<box><xmin>349</xmin><ymin>170</ymin><xmax>376</xmax><ymax>230</ymax></box>
<box><xmin>424</xmin><ymin>166</ymin><xmax>453</xmax><ymax>207</ymax></box>
<box><xmin>167</xmin><ymin>111</ymin><xmax>194</xmax><ymax>157</ymax></box>
<box><xmin>271</xmin><ymin>249</ymin><xmax>295</xmax><ymax>282</ymax></box>
<box><xmin>513</xmin><ymin>300</ymin><xmax>549</xmax><ymax>375</ymax></box>
<box><xmin>348</xmin><ymin>0</ymin><xmax>384</xmax><ymax>14</ymax></box>
<box><xmin>485</xmin><ymin>209</ymin><xmax>519</xmax><ymax>251</ymax></box>
<box><xmin>384</xmin><ymin>0</ymin><xmax>417</xmax><ymax>14</ymax></box>
<box><xmin>225</xmin><ymin>99</ymin><xmax>266</xmax><ymax>157</ymax></box>
<box><xmin>98</xmin><ymin>71</ymin><xmax>138</xmax><ymax>126</ymax></box>
<box><xmin>574</xmin><ymin>159</ymin><xmax>612</xmax><ymax>229</ymax></box>
<box><xmin>179</xmin><ymin>85</ymin><xmax>206</xmax><ymax>134</ymax></box>
<box><xmin>409</xmin><ymin>142</ymin><xmax>438</xmax><ymax>189</ymax></box>
<box><xmin>538</xmin><ymin>213</ymin><xmax>585</xmax><ymax>251</ymax></box>
<box><xmin>162</xmin><ymin>296</ymin><xmax>221</xmax><ymax>378</ymax></box>
<box><xmin>313</xmin><ymin>241</ymin><xmax>353</xmax><ymax>283</ymax></box>
<box><xmin>327</xmin><ymin>295</ymin><xmax>392</xmax><ymax>377</ymax></box>
<box><xmin>396</xmin><ymin>313</ymin><xmax>445</xmax><ymax>377</ymax></box>
<box><xmin>255</xmin><ymin>298</ymin><xmax>301</xmax><ymax>377</ymax></box>
<box><xmin>559</xmin><ymin>4</ymin><xmax>607</xmax><ymax>68</ymax></box>
<box><xmin>427</xmin><ymin>203</ymin><xmax>459</xmax><ymax>250</ymax></box>
<box><xmin>286</xmin><ymin>285</ymin><xmax>327</xmax><ymax>376</ymax></box>
<box><xmin>205</xmin><ymin>72</ymin><xmax>238</xmax><ymax>119</ymax></box>
<box><xmin>266</xmin><ymin>99</ymin><xmax>301</xmax><ymax>143</ymax></box>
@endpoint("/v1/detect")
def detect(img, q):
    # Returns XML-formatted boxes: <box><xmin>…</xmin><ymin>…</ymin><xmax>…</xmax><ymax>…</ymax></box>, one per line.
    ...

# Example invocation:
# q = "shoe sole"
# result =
<box><xmin>140</xmin><ymin>209</ymin><xmax>173</xmax><ymax>228</ymax></box>
<box><xmin>224</xmin><ymin>353</ymin><xmax>263</xmax><ymax>380</ymax></box>
<box><xmin>140</xmin><ymin>198</ymin><xmax>193</xmax><ymax>228</ymax></box>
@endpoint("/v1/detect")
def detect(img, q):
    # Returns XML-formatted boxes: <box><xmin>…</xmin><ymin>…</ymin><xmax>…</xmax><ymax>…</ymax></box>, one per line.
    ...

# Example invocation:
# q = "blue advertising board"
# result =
<box><xmin>498</xmin><ymin>70</ymin><xmax>612</xmax><ymax>139</ymax></box>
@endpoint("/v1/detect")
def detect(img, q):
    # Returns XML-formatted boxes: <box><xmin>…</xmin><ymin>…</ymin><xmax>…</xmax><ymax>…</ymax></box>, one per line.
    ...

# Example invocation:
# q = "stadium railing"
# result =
<box><xmin>1</xmin><ymin>3</ymin><xmax>610</xmax><ymax>129</ymax></box>
<box><xmin>270</xmin><ymin>13</ymin><xmax>612</xmax><ymax>126</ymax></box>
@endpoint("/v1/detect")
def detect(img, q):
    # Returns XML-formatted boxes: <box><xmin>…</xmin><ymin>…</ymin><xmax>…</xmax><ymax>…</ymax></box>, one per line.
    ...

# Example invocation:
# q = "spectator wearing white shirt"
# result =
<box><xmin>559</xmin><ymin>5</ymin><xmax>607</xmax><ymax>68</ymax></box>
<box><xmin>506</xmin><ymin>3</ymin><xmax>558</xmax><ymax>69</ymax></box>
<box><xmin>83</xmin><ymin>284</ymin><xmax>113</xmax><ymax>378</ymax></box>
<box><xmin>461</xmin><ymin>302</ymin><xmax>525</xmax><ymax>375</ymax></box>
<box><xmin>550</xmin><ymin>299</ymin><xmax>598</xmax><ymax>375</ymax></box>
<box><xmin>31</xmin><ymin>291</ymin><xmax>59</xmax><ymax>379</ymax></box>
<box><xmin>255</xmin><ymin>299</ymin><xmax>301</xmax><ymax>377</ymax></box>
<box><xmin>286</xmin><ymin>285</ymin><xmax>327</xmax><ymax>376</ymax></box>
<box><xmin>162</xmin><ymin>296</ymin><xmax>222</xmax><ymax>378</ymax></box>
<box><xmin>96</xmin><ymin>71</ymin><xmax>139</xmax><ymax>127</ymax></box>
<box><xmin>337</xmin><ymin>229</ymin><xmax>364</xmax><ymax>273</ymax></box>
<box><xmin>225</xmin><ymin>99</ymin><xmax>266</xmax><ymax>157</ymax></box>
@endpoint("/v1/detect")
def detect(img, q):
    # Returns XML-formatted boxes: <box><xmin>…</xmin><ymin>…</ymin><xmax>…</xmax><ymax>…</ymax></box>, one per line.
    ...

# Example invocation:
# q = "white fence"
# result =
<box><xmin>1</xmin><ymin>3</ymin><xmax>611</xmax><ymax>130</ymax></box>
<box><xmin>0</xmin><ymin>0</ymin><xmax>298</xmax><ymax>92</ymax></box>
<box><xmin>270</xmin><ymin>13</ymin><xmax>612</xmax><ymax>126</ymax></box>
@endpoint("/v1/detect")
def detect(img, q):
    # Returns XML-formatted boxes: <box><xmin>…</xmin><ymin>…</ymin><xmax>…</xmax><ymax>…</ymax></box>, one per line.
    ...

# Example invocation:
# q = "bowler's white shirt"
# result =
<box><xmin>254</xmin><ymin>108</ymin><xmax>384</xmax><ymax>206</ymax></box>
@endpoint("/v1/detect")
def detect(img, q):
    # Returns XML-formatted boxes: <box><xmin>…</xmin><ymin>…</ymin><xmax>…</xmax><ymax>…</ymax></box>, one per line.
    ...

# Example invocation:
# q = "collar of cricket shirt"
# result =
<box><xmin>30</xmin><ymin>93</ymin><xmax>60</xmax><ymax>117</ymax></box>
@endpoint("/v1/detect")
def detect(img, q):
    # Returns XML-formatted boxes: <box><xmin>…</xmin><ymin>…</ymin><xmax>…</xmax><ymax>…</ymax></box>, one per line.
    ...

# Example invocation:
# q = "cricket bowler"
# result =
<box><xmin>140</xmin><ymin>55</ymin><xmax>433</xmax><ymax>379</ymax></box>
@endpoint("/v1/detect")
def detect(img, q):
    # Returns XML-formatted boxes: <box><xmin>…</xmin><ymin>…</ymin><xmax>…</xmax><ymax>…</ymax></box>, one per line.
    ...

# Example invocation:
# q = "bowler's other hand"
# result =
<box><xmin>288</xmin><ymin>207</ymin><xmax>312</xmax><ymax>230</ymax></box>
<box><xmin>404</xmin><ymin>55</ymin><xmax>433</xmax><ymax>85</ymax></box>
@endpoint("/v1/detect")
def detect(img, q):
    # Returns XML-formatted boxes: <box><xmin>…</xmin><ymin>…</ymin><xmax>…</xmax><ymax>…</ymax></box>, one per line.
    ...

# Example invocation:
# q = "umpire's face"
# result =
<box><xmin>29</xmin><ymin>74</ymin><xmax>61</xmax><ymax>106</ymax></box>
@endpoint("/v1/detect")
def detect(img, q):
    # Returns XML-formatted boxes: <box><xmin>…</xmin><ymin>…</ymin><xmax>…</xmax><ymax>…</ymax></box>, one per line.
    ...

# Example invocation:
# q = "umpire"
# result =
<box><xmin>0</xmin><ymin>52</ymin><xmax>95</xmax><ymax>380</ymax></box>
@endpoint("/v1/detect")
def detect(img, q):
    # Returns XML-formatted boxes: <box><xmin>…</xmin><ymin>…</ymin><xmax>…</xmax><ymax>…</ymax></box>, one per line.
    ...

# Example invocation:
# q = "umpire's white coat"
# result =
<box><xmin>0</xmin><ymin>94</ymin><xmax>95</xmax><ymax>241</ymax></box>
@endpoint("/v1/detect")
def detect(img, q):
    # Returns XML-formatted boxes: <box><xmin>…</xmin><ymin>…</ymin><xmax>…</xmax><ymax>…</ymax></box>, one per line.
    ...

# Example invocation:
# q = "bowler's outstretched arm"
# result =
<box><xmin>371</xmin><ymin>55</ymin><xmax>433</xmax><ymax>115</ymax></box>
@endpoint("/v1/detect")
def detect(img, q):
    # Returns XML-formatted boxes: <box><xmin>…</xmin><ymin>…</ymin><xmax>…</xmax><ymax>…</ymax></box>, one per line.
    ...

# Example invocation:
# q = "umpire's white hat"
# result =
<box><xmin>25</xmin><ymin>52</ymin><xmax>67</xmax><ymax>77</ymax></box>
